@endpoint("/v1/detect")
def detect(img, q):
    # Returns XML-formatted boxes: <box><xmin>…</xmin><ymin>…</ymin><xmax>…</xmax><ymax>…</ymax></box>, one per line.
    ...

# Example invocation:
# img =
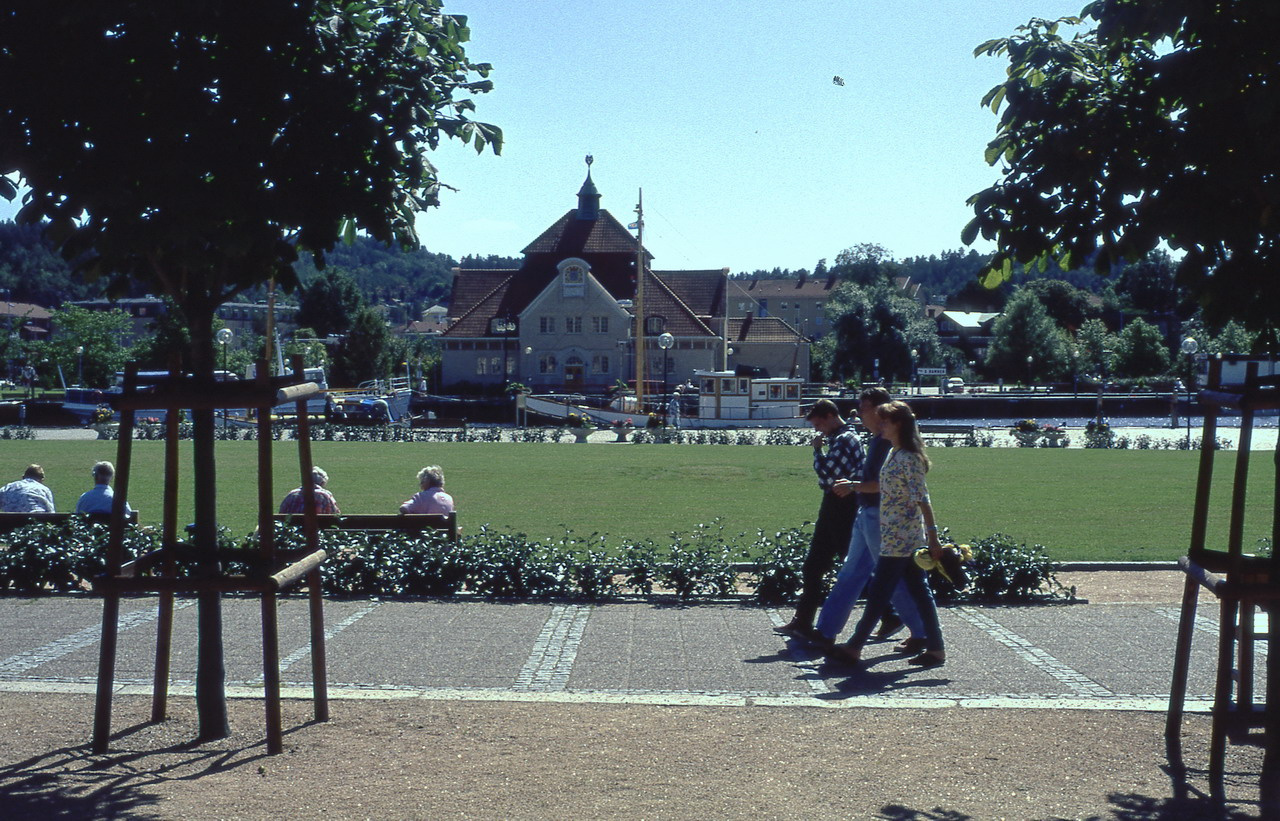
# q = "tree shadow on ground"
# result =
<box><xmin>0</xmin><ymin>717</ymin><xmax>321</xmax><ymax>820</ymax></box>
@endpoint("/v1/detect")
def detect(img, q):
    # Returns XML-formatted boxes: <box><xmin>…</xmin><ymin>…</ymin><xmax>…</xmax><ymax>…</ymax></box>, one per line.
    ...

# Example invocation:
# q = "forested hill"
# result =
<box><xmin>0</xmin><ymin>222</ymin><xmax>522</xmax><ymax>309</ymax></box>
<box><xmin>289</xmin><ymin>240</ymin><xmax>522</xmax><ymax>307</ymax></box>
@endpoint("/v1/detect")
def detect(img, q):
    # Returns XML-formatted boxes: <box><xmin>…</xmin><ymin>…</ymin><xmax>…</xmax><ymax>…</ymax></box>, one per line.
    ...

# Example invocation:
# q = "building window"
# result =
<box><xmin>566</xmin><ymin>316</ymin><xmax>582</xmax><ymax>334</ymax></box>
<box><xmin>540</xmin><ymin>317</ymin><xmax>556</xmax><ymax>334</ymax></box>
<box><xmin>476</xmin><ymin>358</ymin><xmax>488</xmax><ymax>375</ymax></box>
<box><xmin>758</xmin><ymin>299</ymin><xmax>769</xmax><ymax>316</ymax></box>
<box><xmin>539</xmin><ymin>354</ymin><xmax>558</xmax><ymax>374</ymax></box>
<box><xmin>592</xmin><ymin>354</ymin><xmax>610</xmax><ymax>373</ymax></box>
<box><xmin>645</xmin><ymin>316</ymin><xmax>665</xmax><ymax>334</ymax></box>
<box><xmin>490</xmin><ymin>357</ymin><xmax>501</xmax><ymax>375</ymax></box>
<box><xmin>506</xmin><ymin>357</ymin><xmax>515</xmax><ymax>375</ymax></box>
<box><xmin>592</xmin><ymin>316</ymin><xmax>609</xmax><ymax>334</ymax></box>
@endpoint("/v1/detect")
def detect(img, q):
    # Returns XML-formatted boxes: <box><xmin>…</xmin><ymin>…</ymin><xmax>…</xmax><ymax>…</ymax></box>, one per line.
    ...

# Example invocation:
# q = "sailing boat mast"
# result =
<box><xmin>633</xmin><ymin>190</ymin><xmax>646</xmax><ymax>413</ymax></box>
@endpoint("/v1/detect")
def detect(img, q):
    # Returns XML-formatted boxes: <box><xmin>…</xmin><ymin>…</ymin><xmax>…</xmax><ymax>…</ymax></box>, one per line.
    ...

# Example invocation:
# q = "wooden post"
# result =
<box><xmin>292</xmin><ymin>354</ymin><xmax>329</xmax><ymax>722</ymax></box>
<box><xmin>93</xmin><ymin>363</ymin><xmax>139</xmax><ymax>752</ymax></box>
<box><xmin>256</xmin><ymin>359</ymin><xmax>284</xmax><ymax>755</ymax></box>
<box><xmin>150</xmin><ymin>391</ymin><xmax>182</xmax><ymax>722</ymax></box>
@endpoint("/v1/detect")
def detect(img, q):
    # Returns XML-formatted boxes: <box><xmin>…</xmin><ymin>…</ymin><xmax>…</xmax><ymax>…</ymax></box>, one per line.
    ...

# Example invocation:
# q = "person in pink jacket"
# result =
<box><xmin>399</xmin><ymin>465</ymin><xmax>454</xmax><ymax>515</ymax></box>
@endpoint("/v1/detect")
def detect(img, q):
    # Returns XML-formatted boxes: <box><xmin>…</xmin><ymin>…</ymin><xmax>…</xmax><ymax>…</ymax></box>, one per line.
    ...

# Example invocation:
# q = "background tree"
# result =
<box><xmin>296</xmin><ymin>269</ymin><xmax>365</xmax><ymax>339</ymax></box>
<box><xmin>966</xmin><ymin>2</ymin><xmax>1280</xmax><ymax>336</ymax></box>
<box><xmin>1020</xmin><ymin>279</ymin><xmax>1099</xmax><ymax>331</ymax></box>
<box><xmin>0</xmin><ymin>1</ymin><xmax>499</xmax><ymax>741</ymax></box>
<box><xmin>983</xmin><ymin>288</ymin><xmax>1069</xmax><ymax>382</ymax></box>
<box><xmin>1074</xmin><ymin>318</ymin><xmax>1118</xmax><ymax>378</ymax></box>
<box><xmin>815</xmin><ymin>280</ymin><xmax>941</xmax><ymax>384</ymax></box>
<box><xmin>329</xmin><ymin>306</ymin><xmax>393</xmax><ymax>387</ymax></box>
<box><xmin>1112</xmin><ymin>318</ymin><xmax>1170</xmax><ymax>378</ymax></box>
<box><xmin>38</xmin><ymin>305</ymin><xmax>134</xmax><ymax>388</ymax></box>
<box><xmin>1115</xmin><ymin>250</ymin><xmax>1181</xmax><ymax>316</ymax></box>
<box><xmin>830</xmin><ymin>243</ymin><xmax>897</xmax><ymax>286</ymax></box>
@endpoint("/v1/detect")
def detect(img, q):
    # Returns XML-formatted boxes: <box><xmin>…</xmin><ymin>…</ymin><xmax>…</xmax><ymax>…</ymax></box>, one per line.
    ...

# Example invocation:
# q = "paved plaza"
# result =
<box><xmin>0</xmin><ymin>586</ymin><xmax>1256</xmax><ymax>713</ymax></box>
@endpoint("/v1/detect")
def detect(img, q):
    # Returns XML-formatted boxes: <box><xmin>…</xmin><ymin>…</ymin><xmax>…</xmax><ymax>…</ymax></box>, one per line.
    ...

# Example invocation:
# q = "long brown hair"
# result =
<box><xmin>877</xmin><ymin>400</ymin><xmax>930</xmax><ymax>472</ymax></box>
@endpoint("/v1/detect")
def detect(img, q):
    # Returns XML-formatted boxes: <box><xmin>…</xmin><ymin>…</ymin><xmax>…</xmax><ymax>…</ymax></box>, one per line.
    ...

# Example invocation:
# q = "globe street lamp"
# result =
<box><xmin>657</xmin><ymin>332</ymin><xmax>674</xmax><ymax>422</ymax></box>
<box><xmin>1180</xmin><ymin>336</ymin><xmax>1198</xmax><ymax>446</ymax></box>
<box><xmin>216</xmin><ymin>328</ymin><xmax>233</xmax><ymax>430</ymax></box>
<box><xmin>1026</xmin><ymin>354</ymin><xmax>1034</xmax><ymax>390</ymax></box>
<box><xmin>910</xmin><ymin>348</ymin><xmax>919</xmax><ymax>395</ymax></box>
<box><xmin>75</xmin><ymin>345</ymin><xmax>84</xmax><ymax>386</ymax></box>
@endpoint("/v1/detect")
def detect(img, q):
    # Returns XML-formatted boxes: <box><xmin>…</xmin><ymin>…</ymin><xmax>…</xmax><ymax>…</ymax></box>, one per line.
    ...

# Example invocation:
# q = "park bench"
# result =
<box><xmin>0</xmin><ymin>510</ymin><xmax>139</xmax><ymax>535</ymax></box>
<box><xmin>272</xmin><ymin>512</ymin><xmax>459</xmax><ymax>541</ymax></box>
<box><xmin>918</xmin><ymin>423</ymin><xmax>975</xmax><ymax>446</ymax></box>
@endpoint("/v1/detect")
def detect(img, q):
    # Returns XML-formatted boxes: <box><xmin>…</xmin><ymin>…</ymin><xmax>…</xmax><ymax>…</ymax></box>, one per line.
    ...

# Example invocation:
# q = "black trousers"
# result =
<box><xmin>792</xmin><ymin>490</ymin><xmax>859</xmax><ymax>626</ymax></box>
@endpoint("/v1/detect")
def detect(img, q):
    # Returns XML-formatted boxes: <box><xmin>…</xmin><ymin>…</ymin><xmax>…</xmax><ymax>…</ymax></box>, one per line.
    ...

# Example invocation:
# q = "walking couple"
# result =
<box><xmin>775</xmin><ymin>390</ymin><xmax>946</xmax><ymax>668</ymax></box>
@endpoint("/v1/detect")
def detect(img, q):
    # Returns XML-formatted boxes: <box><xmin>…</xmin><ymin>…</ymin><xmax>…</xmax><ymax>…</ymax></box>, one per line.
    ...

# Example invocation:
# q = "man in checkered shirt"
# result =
<box><xmin>775</xmin><ymin>398</ymin><xmax>863</xmax><ymax>640</ymax></box>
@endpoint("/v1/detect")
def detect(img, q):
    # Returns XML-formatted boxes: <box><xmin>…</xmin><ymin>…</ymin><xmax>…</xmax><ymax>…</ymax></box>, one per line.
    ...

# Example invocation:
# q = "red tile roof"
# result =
<box><xmin>727</xmin><ymin>315</ymin><xmax>805</xmax><ymax>343</ymax></box>
<box><xmin>522</xmin><ymin>209</ymin><xmax>645</xmax><ymax>256</ymax></box>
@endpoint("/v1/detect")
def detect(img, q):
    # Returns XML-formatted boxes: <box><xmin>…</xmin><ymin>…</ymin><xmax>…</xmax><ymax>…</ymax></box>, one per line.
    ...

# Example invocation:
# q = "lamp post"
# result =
<box><xmin>75</xmin><ymin>345</ymin><xmax>84</xmax><ymax>386</ymax></box>
<box><xmin>910</xmin><ymin>348</ymin><xmax>919</xmax><ymax>395</ymax></box>
<box><xmin>1180</xmin><ymin>336</ymin><xmax>1198</xmax><ymax>447</ymax></box>
<box><xmin>216</xmin><ymin>328</ymin><xmax>233</xmax><ymax>430</ymax></box>
<box><xmin>1025</xmin><ymin>354</ymin><xmax>1034</xmax><ymax>390</ymax></box>
<box><xmin>658</xmin><ymin>332</ymin><xmax>674</xmax><ymax>422</ymax></box>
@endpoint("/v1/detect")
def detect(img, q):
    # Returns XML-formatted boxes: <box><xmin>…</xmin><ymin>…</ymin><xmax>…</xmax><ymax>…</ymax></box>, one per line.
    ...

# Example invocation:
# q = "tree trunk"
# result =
<box><xmin>189</xmin><ymin>306</ymin><xmax>229</xmax><ymax>740</ymax></box>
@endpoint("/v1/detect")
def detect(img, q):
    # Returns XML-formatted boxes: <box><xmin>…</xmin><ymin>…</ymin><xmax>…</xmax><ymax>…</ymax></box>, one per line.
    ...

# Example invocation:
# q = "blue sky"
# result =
<box><xmin>416</xmin><ymin>0</ymin><xmax>1086</xmax><ymax>273</ymax></box>
<box><xmin>2</xmin><ymin>1</ymin><xmax>1086</xmax><ymax>275</ymax></box>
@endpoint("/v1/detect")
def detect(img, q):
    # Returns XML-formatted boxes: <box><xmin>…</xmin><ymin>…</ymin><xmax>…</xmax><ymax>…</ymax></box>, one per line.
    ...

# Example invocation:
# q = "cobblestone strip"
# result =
<box><xmin>1153</xmin><ymin>606</ymin><xmax>1267</xmax><ymax>657</ymax></box>
<box><xmin>0</xmin><ymin>599</ymin><xmax>196</xmax><ymax>677</ymax></box>
<box><xmin>513</xmin><ymin>604</ymin><xmax>591</xmax><ymax>691</ymax></box>
<box><xmin>955</xmin><ymin>607</ymin><xmax>1114</xmax><ymax>698</ymax></box>
<box><xmin>766</xmin><ymin>609</ymin><xmax>831</xmax><ymax>695</ymax></box>
<box><xmin>276</xmin><ymin>601</ymin><xmax>382</xmax><ymax>674</ymax></box>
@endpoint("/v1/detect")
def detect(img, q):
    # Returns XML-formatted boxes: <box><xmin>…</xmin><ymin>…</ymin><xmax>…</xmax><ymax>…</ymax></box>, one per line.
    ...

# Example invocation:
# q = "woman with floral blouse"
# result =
<box><xmin>828</xmin><ymin>400</ymin><xmax>946</xmax><ymax>668</ymax></box>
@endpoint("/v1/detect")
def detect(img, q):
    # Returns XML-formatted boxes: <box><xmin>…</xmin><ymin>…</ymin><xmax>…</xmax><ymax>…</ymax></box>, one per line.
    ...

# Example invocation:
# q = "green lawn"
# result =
<box><xmin>6</xmin><ymin>440</ymin><xmax>1274</xmax><ymax>561</ymax></box>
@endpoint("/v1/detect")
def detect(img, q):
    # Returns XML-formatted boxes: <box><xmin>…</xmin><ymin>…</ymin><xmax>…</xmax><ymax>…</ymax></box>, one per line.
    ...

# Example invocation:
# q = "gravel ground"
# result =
<box><xmin>0</xmin><ymin>570</ymin><xmax>1267</xmax><ymax>820</ymax></box>
<box><xmin>0</xmin><ymin>694</ymin><xmax>1264</xmax><ymax>820</ymax></box>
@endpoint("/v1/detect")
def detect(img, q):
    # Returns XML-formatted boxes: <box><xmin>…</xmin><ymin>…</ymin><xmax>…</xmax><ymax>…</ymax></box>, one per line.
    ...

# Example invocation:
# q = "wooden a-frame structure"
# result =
<box><xmin>92</xmin><ymin>356</ymin><xmax>330</xmax><ymax>755</ymax></box>
<box><xmin>1166</xmin><ymin>358</ymin><xmax>1278</xmax><ymax>811</ymax></box>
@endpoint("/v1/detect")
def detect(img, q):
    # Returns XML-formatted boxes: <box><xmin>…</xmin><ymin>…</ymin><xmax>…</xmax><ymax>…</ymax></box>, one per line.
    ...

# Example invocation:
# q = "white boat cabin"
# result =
<box><xmin>694</xmin><ymin>370</ymin><xmax>803</xmax><ymax>422</ymax></box>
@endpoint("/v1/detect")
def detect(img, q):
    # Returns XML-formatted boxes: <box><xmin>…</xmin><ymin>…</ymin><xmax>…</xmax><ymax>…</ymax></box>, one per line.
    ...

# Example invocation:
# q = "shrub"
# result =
<box><xmin>745</xmin><ymin>525</ymin><xmax>811</xmax><ymax>605</ymax></box>
<box><xmin>962</xmin><ymin>533</ymin><xmax>1070</xmax><ymax>601</ymax></box>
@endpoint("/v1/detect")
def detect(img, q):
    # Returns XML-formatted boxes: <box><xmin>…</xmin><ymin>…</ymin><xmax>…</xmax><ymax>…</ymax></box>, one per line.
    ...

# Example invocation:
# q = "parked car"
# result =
<box><xmin>945</xmin><ymin>377</ymin><xmax>966</xmax><ymax>394</ymax></box>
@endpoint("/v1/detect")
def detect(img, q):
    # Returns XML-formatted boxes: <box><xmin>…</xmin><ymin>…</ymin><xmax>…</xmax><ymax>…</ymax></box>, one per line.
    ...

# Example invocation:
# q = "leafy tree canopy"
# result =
<box><xmin>296</xmin><ymin>268</ymin><xmax>366</xmax><ymax>339</ymax></box>
<box><xmin>966</xmin><ymin>1</ymin><xmax>1280</xmax><ymax>332</ymax></box>
<box><xmin>0</xmin><ymin>0</ymin><xmax>500</xmax><ymax>351</ymax></box>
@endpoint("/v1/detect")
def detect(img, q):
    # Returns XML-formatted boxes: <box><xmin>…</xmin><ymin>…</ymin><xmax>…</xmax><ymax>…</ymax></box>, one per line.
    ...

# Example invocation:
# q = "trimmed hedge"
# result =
<box><xmin>0</xmin><ymin>518</ymin><xmax>1070</xmax><ymax>604</ymax></box>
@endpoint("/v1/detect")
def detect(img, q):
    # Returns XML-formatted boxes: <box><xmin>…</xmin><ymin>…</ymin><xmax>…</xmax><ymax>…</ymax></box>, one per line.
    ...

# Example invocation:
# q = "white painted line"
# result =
<box><xmin>0</xmin><ymin>679</ymin><xmax>1207</xmax><ymax>712</ymax></box>
<box><xmin>954</xmin><ymin>607</ymin><xmax>1114</xmax><ymax>698</ymax></box>
<box><xmin>0</xmin><ymin>599</ymin><xmax>195</xmax><ymax>677</ymax></box>
<box><xmin>1154</xmin><ymin>605</ymin><xmax>1267</xmax><ymax>657</ymax></box>
<box><xmin>514</xmin><ymin>604</ymin><xmax>591</xmax><ymax>691</ymax></box>
<box><xmin>767</xmin><ymin>608</ymin><xmax>831</xmax><ymax>695</ymax></box>
<box><xmin>276</xmin><ymin>601</ymin><xmax>381</xmax><ymax>674</ymax></box>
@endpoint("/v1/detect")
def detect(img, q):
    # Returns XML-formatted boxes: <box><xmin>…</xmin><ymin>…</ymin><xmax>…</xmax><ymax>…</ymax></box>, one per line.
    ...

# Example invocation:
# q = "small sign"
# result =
<box><xmin>917</xmin><ymin>367</ymin><xmax>948</xmax><ymax>376</ymax></box>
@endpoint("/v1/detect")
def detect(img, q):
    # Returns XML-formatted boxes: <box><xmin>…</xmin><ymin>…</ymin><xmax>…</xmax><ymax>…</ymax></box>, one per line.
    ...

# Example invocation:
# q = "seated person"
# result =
<box><xmin>279</xmin><ymin>466</ymin><xmax>340</xmax><ymax>515</ymax></box>
<box><xmin>399</xmin><ymin>465</ymin><xmax>454</xmax><ymax>515</ymax></box>
<box><xmin>0</xmin><ymin>464</ymin><xmax>55</xmax><ymax>512</ymax></box>
<box><xmin>75</xmin><ymin>460</ymin><xmax>133</xmax><ymax>516</ymax></box>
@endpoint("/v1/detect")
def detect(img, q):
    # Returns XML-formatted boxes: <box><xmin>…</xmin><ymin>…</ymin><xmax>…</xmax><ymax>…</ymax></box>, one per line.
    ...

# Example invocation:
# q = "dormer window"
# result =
<box><xmin>645</xmin><ymin>316</ymin><xmax>666</xmax><ymax>335</ymax></box>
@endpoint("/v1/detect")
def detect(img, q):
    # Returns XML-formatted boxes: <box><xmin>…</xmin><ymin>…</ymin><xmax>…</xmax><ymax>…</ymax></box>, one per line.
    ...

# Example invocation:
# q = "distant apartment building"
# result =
<box><xmin>67</xmin><ymin>297</ymin><xmax>298</xmax><ymax>345</ymax></box>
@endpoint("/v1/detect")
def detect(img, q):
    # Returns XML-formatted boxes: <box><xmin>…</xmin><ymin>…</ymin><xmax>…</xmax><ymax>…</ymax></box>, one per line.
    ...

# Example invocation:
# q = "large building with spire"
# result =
<box><xmin>439</xmin><ymin>163</ymin><xmax>807</xmax><ymax>393</ymax></box>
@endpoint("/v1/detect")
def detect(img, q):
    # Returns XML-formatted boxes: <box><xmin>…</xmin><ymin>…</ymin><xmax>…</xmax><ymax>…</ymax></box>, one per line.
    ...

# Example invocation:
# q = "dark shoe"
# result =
<box><xmin>894</xmin><ymin>637</ymin><xmax>927</xmax><ymax>654</ymax></box>
<box><xmin>875</xmin><ymin>614</ymin><xmax>905</xmax><ymax>640</ymax></box>
<box><xmin>773</xmin><ymin>620</ymin><xmax>809</xmax><ymax>637</ymax></box>
<box><xmin>792</xmin><ymin>624</ymin><xmax>833</xmax><ymax>648</ymax></box>
<box><xmin>825</xmin><ymin>643</ymin><xmax>861</xmax><ymax>666</ymax></box>
<box><xmin>907</xmin><ymin>651</ymin><xmax>946</xmax><ymax>668</ymax></box>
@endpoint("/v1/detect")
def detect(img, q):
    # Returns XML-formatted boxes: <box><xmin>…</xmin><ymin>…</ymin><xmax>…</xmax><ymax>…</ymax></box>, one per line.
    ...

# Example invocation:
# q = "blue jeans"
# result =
<box><xmin>815</xmin><ymin>506</ymin><xmax>925</xmax><ymax>641</ymax></box>
<box><xmin>847</xmin><ymin>555</ymin><xmax>944</xmax><ymax>654</ymax></box>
